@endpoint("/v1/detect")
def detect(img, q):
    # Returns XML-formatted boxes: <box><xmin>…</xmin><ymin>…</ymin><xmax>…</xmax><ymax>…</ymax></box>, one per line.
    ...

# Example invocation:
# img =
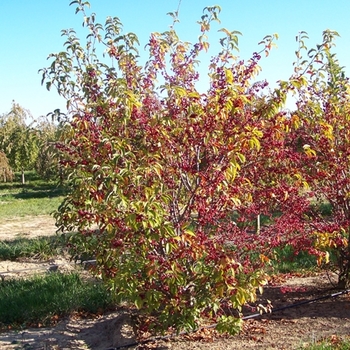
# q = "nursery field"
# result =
<box><xmin>0</xmin><ymin>176</ymin><xmax>349</xmax><ymax>349</ymax></box>
<box><xmin>3</xmin><ymin>0</ymin><xmax>350</xmax><ymax>347</ymax></box>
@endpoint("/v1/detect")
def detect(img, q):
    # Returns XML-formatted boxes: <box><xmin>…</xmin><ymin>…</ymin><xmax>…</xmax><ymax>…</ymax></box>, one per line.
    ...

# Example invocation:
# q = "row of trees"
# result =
<box><xmin>0</xmin><ymin>102</ymin><xmax>61</xmax><ymax>183</ymax></box>
<box><xmin>40</xmin><ymin>0</ymin><xmax>350</xmax><ymax>336</ymax></box>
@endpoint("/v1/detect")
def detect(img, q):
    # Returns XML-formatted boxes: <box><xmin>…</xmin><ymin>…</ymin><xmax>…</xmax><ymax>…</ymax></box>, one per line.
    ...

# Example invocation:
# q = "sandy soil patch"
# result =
<box><xmin>0</xmin><ymin>215</ymin><xmax>57</xmax><ymax>241</ymax></box>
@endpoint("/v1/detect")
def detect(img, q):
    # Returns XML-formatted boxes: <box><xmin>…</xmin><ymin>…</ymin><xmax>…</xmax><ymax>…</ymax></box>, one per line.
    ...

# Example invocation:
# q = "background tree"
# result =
<box><xmin>289</xmin><ymin>30</ymin><xmax>350</xmax><ymax>288</ymax></box>
<box><xmin>0</xmin><ymin>102</ymin><xmax>39</xmax><ymax>184</ymax></box>
<box><xmin>34</xmin><ymin>116</ymin><xmax>61</xmax><ymax>180</ymax></box>
<box><xmin>0</xmin><ymin>151</ymin><xmax>14</xmax><ymax>182</ymax></box>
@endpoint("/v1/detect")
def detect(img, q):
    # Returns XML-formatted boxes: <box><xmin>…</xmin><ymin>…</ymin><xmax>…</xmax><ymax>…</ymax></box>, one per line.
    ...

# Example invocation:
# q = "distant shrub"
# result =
<box><xmin>35</xmin><ymin>143</ymin><xmax>60</xmax><ymax>180</ymax></box>
<box><xmin>0</xmin><ymin>151</ymin><xmax>14</xmax><ymax>182</ymax></box>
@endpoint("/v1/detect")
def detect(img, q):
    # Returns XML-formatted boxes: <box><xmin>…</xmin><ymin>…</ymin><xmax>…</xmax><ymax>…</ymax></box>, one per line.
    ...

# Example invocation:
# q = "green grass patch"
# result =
<box><xmin>0</xmin><ymin>236</ymin><xmax>65</xmax><ymax>261</ymax></box>
<box><xmin>301</xmin><ymin>336</ymin><xmax>350</xmax><ymax>349</ymax></box>
<box><xmin>0</xmin><ymin>272</ymin><xmax>114</xmax><ymax>330</ymax></box>
<box><xmin>309</xmin><ymin>200</ymin><xmax>333</xmax><ymax>218</ymax></box>
<box><xmin>0</xmin><ymin>171</ymin><xmax>66</xmax><ymax>218</ymax></box>
<box><xmin>0</xmin><ymin>196</ymin><xmax>63</xmax><ymax>218</ymax></box>
<box><xmin>270</xmin><ymin>245</ymin><xmax>317</xmax><ymax>274</ymax></box>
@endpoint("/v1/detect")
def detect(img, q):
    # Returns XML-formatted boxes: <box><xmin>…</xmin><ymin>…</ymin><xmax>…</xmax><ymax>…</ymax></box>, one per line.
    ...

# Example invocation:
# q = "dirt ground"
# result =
<box><xmin>0</xmin><ymin>215</ymin><xmax>57</xmax><ymax>241</ymax></box>
<box><xmin>0</xmin><ymin>216</ymin><xmax>349</xmax><ymax>350</ymax></box>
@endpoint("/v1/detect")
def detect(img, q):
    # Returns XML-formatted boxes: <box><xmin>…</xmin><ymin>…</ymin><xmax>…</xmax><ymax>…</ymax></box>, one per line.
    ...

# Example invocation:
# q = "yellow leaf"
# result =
<box><xmin>202</xmin><ymin>41</ymin><xmax>210</xmax><ymax>52</ymax></box>
<box><xmin>165</xmin><ymin>242</ymin><xmax>171</xmax><ymax>254</ymax></box>
<box><xmin>260</xmin><ymin>254</ymin><xmax>270</xmax><ymax>263</ymax></box>
<box><xmin>303</xmin><ymin>144</ymin><xmax>316</xmax><ymax>157</ymax></box>
<box><xmin>184</xmin><ymin>229</ymin><xmax>195</xmax><ymax>236</ymax></box>
<box><xmin>291</xmin><ymin>114</ymin><xmax>301</xmax><ymax>129</ymax></box>
<box><xmin>225</xmin><ymin>69</ymin><xmax>233</xmax><ymax>84</ymax></box>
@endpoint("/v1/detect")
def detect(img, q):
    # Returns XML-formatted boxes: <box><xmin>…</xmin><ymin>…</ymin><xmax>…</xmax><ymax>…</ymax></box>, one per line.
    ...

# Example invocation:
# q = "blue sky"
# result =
<box><xmin>1</xmin><ymin>0</ymin><xmax>350</xmax><ymax>117</ymax></box>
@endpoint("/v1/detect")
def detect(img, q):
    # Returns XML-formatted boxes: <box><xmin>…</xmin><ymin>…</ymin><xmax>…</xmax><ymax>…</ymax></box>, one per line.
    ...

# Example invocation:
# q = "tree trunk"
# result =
<box><xmin>338</xmin><ymin>265</ymin><xmax>350</xmax><ymax>289</ymax></box>
<box><xmin>59</xmin><ymin>166</ymin><xmax>64</xmax><ymax>186</ymax></box>
<box><xmin>337</xmin><ymin>245</ymin><xmax>350</xmax><ymax>289</ymax></box>
<box><xmin>21</xmin><ymin>168</ymin><xmax>25</xmax><ymax>185</ymax></box>
<box><xmin>255</xmin><ymin>214</ymin><xmax>261</xmax><ymax>234</ymax></box>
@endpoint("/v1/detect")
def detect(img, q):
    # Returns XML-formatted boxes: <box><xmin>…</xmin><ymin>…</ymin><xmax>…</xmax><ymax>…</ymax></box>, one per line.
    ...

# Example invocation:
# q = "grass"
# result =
<box><xmin>0</xmin><ymin>196</ymin><xmax>63</xmax><ymax>218</ymax></box>
<box><xmin>0</xmin><ymin>171</ymin><xmax>66</xmax><ymax>218</ymax></box>
<box><xmin>0</xmin><ymin>173</ymin><xmax>116</xmax><ymax>332</ymax></box>
<box><xmin>301</xmin><ymin>336</ymin><xmax>350</xmax><ymax>349</ymax></box>
<box><xmin>0</xmin><ymin>172</ymin><xmax>118</xmax><ymax>332</ymax></box>
<box><xmin>270</xmin><ymin>245</ymin><xmax>318</xmax><ymax>274</ymax></box>
<box><xmin>0</xmin><ymin>272</ymin><xmax>114</xmax><ymax>330</ymax></box>
<box><xmin>0</xmin><ymin>235</ymin><xmax>65</xmax><ymax>261</ymax></box>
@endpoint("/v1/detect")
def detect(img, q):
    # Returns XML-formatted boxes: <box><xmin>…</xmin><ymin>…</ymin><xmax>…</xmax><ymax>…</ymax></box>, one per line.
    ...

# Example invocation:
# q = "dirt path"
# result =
<box><xmin>0</xmin><ymin>215</ymin><xmax>57</xmax><ymax>241</ymax></box>
<box><xmin>0</xmin><ymin>216</ymin><xmax>349</xmax><ymax>349</ymax></box>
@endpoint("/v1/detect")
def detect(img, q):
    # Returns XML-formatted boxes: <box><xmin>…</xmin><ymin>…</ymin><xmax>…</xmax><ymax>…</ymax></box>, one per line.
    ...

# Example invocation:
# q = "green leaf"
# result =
<box><xmin>134</xmin><ymin>297</ymin><xmax>144</xmax><ymax>309</ymax></box>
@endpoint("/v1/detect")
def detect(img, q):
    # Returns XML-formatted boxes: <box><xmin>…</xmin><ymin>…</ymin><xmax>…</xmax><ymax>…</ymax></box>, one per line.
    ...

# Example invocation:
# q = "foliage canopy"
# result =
<box><xmin>41</xmin><ymin>0</ymin><xmax>350</xmax><ymax>335</ymax></box>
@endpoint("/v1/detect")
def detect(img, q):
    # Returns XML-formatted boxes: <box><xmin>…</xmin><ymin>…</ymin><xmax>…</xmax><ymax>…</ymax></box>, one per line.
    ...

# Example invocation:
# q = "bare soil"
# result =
<box><xmin>0</xmin><ymin>215</ymin><xmax>57</xmax><ymax>241</ymax></box>
<box><xmin>0</xmin><ymin>216</ymin><xmax>349</xmax><ymax>350</ymax></box>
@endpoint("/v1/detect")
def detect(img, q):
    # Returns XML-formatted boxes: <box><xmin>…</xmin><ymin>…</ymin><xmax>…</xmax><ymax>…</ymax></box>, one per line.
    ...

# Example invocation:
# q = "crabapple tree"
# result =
<box><xmin>290</xmin><ymin>30</ymin><xmax>350</xmax><ymax>288</ymax></box>
<box><xmin>42</xmin><ymin>0</ymin><xmax>311</xmax><ymax>334</ymax></box>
